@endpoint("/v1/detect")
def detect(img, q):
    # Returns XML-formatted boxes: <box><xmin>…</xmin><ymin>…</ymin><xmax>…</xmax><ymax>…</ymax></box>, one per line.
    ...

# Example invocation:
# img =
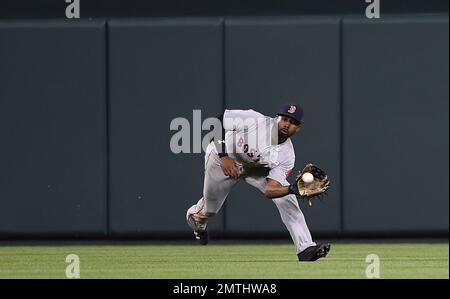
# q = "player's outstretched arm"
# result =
<box><xmin>265</xmin><ymin>178</ymin><xmax>291</xmax><ymax>198</ymax></box>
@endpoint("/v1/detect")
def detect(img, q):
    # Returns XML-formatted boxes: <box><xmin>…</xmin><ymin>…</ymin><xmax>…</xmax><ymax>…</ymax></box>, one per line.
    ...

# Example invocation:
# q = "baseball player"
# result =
<box><xmin>186</xmin><ymin>104</ymin><xmax>330</xmax><ymax>261</ymax></box>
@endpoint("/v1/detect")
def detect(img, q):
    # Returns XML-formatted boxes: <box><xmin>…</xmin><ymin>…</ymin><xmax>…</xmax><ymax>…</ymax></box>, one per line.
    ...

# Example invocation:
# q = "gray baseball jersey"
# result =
<box><xmin>222</xmin><ymin>109</ymin><xmax>294</xmax><ymax>186</ymax></box>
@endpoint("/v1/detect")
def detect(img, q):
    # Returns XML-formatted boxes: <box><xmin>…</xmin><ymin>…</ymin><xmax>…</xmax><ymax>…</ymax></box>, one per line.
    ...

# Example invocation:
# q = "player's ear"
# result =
<box><xmin>295</xmin><ymin>126</ymin><xmax>301</xmax><ymax>133</ymax></box>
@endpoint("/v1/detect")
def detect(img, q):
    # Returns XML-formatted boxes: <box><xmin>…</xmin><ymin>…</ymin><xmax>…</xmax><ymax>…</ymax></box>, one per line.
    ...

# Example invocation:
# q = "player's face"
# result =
<box><xmin>277</xmin><ymin>116</ymin><xmax>301</xmax><ymax>138</ymax></box>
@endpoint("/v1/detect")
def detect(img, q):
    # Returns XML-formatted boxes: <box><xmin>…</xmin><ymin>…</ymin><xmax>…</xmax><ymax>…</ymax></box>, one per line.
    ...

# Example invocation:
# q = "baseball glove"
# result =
<box><xmin>290</xmin><ymin>163</ymin><xmax>330</xmax><ymax>206</ymax></box>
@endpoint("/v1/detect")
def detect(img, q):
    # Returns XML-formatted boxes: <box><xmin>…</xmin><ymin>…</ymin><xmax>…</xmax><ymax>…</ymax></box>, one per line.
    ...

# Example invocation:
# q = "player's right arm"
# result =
<box><xmin>220</xmin><ymin>156</ymin><xmax>240</xmax><ymax>178</ymax></box>
<box><xmin>213</xmin><ymin>113</ymin><xmax>240</xmax><ymax>179</ymax></box>
<box><xmin>215</xmin><ymin>109</ymin><xmax>264</xmax><ymax>179</ymax></box>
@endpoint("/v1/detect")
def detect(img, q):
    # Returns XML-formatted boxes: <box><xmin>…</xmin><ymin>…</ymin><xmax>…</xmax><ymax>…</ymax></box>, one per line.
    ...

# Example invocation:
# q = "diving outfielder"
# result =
<box><xmin>186</xmin><ymin>104</ymin><xmax>330</xmax><ymax>261</ymax></box>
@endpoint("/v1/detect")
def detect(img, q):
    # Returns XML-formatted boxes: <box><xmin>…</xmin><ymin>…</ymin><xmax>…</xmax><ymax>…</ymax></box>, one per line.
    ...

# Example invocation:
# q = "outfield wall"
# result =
<box><xmin>0</xmin><ymin>15</ymin><xmax>448</xmax><ymax>238</ymax></box>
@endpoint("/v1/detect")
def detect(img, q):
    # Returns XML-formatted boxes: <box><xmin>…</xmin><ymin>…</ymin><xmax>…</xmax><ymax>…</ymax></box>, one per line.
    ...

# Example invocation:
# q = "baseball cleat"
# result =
<box><xmin>186</xmin><ymin>213</ymin><xmax>209</xmax><ymax>245</ymax></box>
<box><xmin>193</xmin><ymin>230</ymin><xmax>209</xmax><ymax>245</ymax></box>
<box><xmin>297</xmin><ymin>243</ymin><xmax>331</xmax><ymax>262</ymax></box>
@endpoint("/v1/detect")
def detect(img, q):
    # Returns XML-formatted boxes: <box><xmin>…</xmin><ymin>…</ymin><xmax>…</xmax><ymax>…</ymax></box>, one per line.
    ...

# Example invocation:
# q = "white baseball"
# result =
<box><xmin>302</xmin><ymin>172</ymin><xmax>314</xmax><ymax>183</ymax></box>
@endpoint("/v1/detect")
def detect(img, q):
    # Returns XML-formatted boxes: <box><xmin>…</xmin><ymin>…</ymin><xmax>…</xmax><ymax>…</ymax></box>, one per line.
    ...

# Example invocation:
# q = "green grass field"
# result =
<box><xmin>0</xmin><ymin>243</ymin><xmax>448</xmax><ymax>279</ymax></box>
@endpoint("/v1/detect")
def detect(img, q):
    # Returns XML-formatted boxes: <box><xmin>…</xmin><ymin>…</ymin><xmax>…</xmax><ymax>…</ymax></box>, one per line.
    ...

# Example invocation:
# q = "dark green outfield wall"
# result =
<box><xmin>0</xmin><ymin>15</ymin><xmax>448</xmax><ymax>238</ymax></box>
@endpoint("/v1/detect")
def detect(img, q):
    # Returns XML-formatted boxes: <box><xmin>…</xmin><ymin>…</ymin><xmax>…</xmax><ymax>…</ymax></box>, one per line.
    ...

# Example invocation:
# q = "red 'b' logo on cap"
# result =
<box><xmin>287</xmin><ymin>105</ymin><xmax>296</xmax><ymax>113</ymax></box>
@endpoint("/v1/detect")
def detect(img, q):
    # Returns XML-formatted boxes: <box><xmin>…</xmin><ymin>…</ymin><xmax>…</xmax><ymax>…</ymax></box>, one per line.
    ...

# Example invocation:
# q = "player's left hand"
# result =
<box><xmin>289</xmin><ymin>163</ymin><xmax>330</xmax><ymax>206</ymax></box>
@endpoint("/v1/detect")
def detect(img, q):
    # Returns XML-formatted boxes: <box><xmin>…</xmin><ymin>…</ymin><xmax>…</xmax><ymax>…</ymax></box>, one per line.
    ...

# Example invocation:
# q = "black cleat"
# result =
<box><xmin>297</xmin><ymin>243</ymin><xmax>331</xmax><ymax>261</ymax></box>
<box><xmin>194</xmin><ymin>230</ymin><xmax>209</xmax><ymax>245</ymax></box>
<box><xmin>187</xmin><ymin>213</ymin><xmax>209</xmax><ymax>245</ymax></box>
